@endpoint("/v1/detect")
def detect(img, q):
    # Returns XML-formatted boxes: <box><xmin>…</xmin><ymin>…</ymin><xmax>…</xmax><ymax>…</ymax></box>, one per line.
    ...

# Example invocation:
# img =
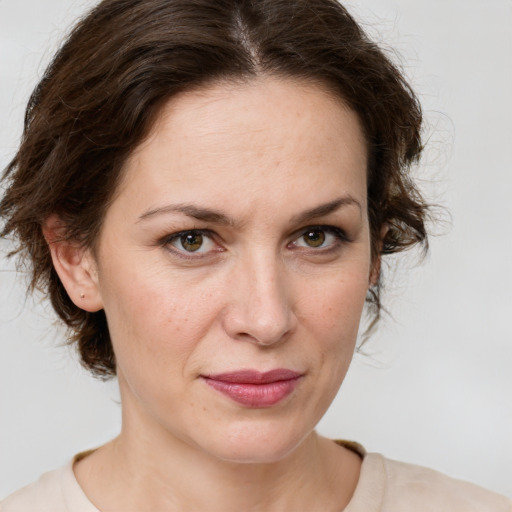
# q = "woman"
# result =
<box><xmin>0</xmin><ymin>0</ymin><xmax>510</xmax><ymax>510</ymax></box>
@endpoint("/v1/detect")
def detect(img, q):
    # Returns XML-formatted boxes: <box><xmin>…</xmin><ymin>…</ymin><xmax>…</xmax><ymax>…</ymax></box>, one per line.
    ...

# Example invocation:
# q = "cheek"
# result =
<box><xmin>299</xmin><ymin>270</ymin><xmax>369</xmax><ymax>338</ymax></box>
<box><xmin>290</xmin><ymin>271</ymin><xmax>369</xmax><ymax>423</ymax></box>
<box><xmin>298</xmin><ymin>267</ymin><xmax>369</xmax><ymax>382</ymax></box>
<box><xmin>99</xmin><ymin>262</ymin><xmax>222</xmax><ymax>372</ymax></box>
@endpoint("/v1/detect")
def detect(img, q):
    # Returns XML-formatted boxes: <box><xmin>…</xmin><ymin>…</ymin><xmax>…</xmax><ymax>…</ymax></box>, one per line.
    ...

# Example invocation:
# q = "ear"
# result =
<box><xmin>369</xmin><ymin>224</ymin><xmax>389</xmax><ymax>286</ymax></box>
<box><xmin>42</xmin><ymin>215</ymin><xmax>103</xmax><ymax>312</ymax></box>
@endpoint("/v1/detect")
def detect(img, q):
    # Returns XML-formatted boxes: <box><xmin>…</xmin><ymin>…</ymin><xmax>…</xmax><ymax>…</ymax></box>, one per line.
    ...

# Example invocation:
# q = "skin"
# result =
<box><xmin>47</xmin><ymin>76</ymin><xmax>377</xmax><ymax>512</ymax></box>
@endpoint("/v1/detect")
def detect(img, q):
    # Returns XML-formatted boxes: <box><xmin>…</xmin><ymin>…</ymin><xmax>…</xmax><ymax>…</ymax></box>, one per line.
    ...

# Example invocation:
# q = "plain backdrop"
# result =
<box><xmin>1</xmin><ymin>0</ymin><xmax>511</xmax><ymax>500</ymax></box>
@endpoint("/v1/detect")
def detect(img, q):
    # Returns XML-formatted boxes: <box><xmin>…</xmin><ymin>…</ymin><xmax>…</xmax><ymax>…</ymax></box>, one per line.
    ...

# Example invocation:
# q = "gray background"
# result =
<box><xmin>1</xmin><ymin>0</ymin><xmax>511</xmax><ymax>499</ymax></box>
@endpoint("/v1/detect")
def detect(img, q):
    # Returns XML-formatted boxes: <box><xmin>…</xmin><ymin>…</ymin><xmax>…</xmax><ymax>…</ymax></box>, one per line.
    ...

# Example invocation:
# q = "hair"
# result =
<box><xmin>0</xmin><ymin>0</ymin><xmax>428</xmax><ymax>378</ymax></box>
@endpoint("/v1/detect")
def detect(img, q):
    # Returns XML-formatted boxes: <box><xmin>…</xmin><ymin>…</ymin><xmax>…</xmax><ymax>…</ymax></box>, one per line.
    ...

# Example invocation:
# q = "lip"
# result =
<box><xmin>202</xmin><ymin>369</ymin><xmax>302</xmax><ymax>407</ymax></box>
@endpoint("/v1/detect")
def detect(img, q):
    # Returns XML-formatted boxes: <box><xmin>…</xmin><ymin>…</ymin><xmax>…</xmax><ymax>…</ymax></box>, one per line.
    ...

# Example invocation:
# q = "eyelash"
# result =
<box><xmin>160</xmin><ymin>229</ymin><xmax>221</xmax><ymax>260</ymax></box>
<box><xmin>159</xmin><ymin>225</ymin><xmax>350</xmax><ymax>260</ymax></box>
<box><xmin>289</xmin><ymin>225</ymin><xmax>350</xmax><ymax>251</ymax></box>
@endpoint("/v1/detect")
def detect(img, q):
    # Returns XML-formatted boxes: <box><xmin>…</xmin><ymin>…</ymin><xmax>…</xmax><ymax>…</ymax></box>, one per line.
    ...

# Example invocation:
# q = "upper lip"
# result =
<box><xmin>203</xmin><ymin>369</ymin><xmax>302</xmax><ymax>384</ymax></box>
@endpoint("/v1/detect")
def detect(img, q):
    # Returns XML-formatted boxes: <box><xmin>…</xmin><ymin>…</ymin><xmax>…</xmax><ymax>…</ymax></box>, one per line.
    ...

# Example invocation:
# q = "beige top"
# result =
<box><xmin>2</xmin><ymin>445</ymin><xmax>511</xmax><ymax>512</ymax></box>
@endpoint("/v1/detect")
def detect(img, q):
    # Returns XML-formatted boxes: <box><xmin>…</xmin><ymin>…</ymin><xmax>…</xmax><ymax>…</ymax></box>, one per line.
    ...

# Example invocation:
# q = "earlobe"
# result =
<box><xmin>42</xmin><ymin>216</ymin><xmax>103</xmax><ymax>312</ymax></box>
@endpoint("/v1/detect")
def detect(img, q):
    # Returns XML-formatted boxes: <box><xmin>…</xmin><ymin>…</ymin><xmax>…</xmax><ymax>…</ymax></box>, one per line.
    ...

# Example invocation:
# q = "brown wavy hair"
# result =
<box><xmin>0</xmin><ymin>0</ymin><xmax>428</xmax><ymax>378</ymax></box>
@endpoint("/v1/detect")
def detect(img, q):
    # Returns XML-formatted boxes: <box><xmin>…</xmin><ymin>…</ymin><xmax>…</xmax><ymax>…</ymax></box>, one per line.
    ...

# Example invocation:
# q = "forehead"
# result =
<box><xmin>117</xmin><ymin>76</ymin><xmax>368</xmax><ymax>216</ymax></box>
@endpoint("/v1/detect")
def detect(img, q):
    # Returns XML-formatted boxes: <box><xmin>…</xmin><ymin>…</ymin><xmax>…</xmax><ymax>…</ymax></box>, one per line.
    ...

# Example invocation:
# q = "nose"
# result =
<box><xmin>221</xmin><ymin>254</ymin><xmax>297</xmax><ymax>346</ymax></box>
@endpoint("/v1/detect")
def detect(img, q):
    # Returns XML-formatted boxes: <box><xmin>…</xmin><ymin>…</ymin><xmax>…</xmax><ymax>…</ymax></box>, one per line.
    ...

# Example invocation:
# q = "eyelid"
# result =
<box><xmin>160</xmin><ymin>229</ymin><xmax>223</xmax><ymax>258</ymax></box>
<box><xmin>290</xmin><ymin>225</ymin><xmax>350</xmax><ymax>248</ymax></box>
<box><xmin>161</xmin><ymin>228</ymin><xmax>213</xmax><ymax>243</ymax></box>
<box><xmin>158</xmin><ymin>224</ymin><xmax>350</xmax><ymax>260</ymax></box>
<box><xmin>297</xmin><ymin>224</ymin><xmax>349</xmax><ymax>240</ymax></box>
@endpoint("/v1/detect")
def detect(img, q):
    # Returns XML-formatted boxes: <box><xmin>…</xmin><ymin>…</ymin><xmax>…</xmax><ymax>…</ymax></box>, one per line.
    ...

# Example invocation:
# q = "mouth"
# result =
<box><xmin>202</xmin><ymin>369</ymin><xmax>303</xmax><ymax>407</ymax></box>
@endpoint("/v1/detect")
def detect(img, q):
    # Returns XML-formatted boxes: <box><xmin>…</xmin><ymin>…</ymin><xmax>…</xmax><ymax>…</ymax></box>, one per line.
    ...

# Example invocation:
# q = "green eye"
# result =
<box><xmin>302</xmin><ymin>229</ymin><xmax>326</xmax><ymax>248</ymax></box>
<box><xmin>180</xmin><ymin>233</ymin><xmax>203</xmax><ymax>252</ymax></box>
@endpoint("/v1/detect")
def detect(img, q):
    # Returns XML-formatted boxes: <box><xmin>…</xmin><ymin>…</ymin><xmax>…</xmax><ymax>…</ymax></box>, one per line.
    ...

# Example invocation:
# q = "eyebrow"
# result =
<box><xmin>137</xmin><ymin>195</ymin><xmax>361</xmax><ymax>226</ymax></box>
<box><xmin>290</xmin><ymin>196</ymin><xmax>362</xmax><ymax>225</ymax></box>
<box><xmin>137</xmin><ymin>203</ymin><xmax>235</xmax><ymax>226</ymax></box>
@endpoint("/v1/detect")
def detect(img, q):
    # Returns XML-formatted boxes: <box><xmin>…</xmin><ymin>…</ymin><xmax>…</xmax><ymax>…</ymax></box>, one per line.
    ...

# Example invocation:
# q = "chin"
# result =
<box><xmin>201</xmin><ymin>420</ymin><xmax>312</xmax><ymax>465</ymax></box>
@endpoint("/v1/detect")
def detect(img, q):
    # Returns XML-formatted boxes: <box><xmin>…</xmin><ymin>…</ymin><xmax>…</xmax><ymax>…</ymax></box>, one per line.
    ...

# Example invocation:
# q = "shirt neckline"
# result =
<box><xmin>65</xmin><ymin>442</ymin><xmax>385</xmax><ymax>512</ymax></box>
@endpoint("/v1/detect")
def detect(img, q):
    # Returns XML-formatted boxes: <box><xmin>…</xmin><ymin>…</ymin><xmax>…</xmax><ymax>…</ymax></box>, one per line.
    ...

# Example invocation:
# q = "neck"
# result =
<box><xmin>74</xmin><ymin>389</ymin><xmax>361</xmax><ymax>512</ymax></box>
<box><xmin>118</xmin><ymin>430</ymin><xmax>324</xmax><ymax>511</ymax></box>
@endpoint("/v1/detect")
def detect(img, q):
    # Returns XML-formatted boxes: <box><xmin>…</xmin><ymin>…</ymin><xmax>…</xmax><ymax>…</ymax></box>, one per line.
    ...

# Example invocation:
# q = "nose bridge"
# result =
<box><xmin>223</xmin><ymin>247</ymin><xmax>295</xmax><ymax>345</ymax></box>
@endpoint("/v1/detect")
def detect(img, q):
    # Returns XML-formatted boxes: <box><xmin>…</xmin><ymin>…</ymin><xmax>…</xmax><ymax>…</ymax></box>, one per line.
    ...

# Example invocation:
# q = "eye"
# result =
<box><xmin>291</xmin><ymin>226</ymin><xmax>347</xmax><ymax>250</ymax></box>
<box><xmin>301</xmin><ymin>229</ymin><xmax>327</xmax><ymax>248</ymax></box>
<box><xmin>165</xmin><ymin>230</ymin><xmax>218</xmax><ymax>255</ymax></box>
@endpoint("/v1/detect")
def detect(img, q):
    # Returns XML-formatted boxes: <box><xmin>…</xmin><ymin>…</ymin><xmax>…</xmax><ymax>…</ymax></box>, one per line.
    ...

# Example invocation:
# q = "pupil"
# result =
<box><xmin>182</xmin><ymin>233</ymin><xmax>202</xmax><ymax>251</ymax></box>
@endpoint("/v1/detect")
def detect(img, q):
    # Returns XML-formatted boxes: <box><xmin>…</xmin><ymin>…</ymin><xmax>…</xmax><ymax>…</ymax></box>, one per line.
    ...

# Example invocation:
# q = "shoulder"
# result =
<box><xmin>0</xmin><ymin>456</ymin><xmax>98</xmax><ymax>512</ymax></box>
<box><xmin>1</xmin><ymin>465</ymin><xmax>67</xmax><ymax>512</ymax></box>
<box><xmin>367</xmin><ymin>453</ymin><xmax>512</xmax><ymax>512</ymax></box>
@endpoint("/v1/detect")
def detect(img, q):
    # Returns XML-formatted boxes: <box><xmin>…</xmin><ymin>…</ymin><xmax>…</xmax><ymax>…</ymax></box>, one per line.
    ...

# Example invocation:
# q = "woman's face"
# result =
<box><xmin>90</xmin><ymin>77</ymin><xmax>373</xmax><ymax>463</ymax></box>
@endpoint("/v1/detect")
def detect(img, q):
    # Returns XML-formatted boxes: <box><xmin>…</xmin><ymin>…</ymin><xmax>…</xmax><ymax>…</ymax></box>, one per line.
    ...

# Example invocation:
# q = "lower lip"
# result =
<box><xmin>203</xmin><ymin>377</ymin><xmax>301</xmax><ymax>407</ymax></box>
